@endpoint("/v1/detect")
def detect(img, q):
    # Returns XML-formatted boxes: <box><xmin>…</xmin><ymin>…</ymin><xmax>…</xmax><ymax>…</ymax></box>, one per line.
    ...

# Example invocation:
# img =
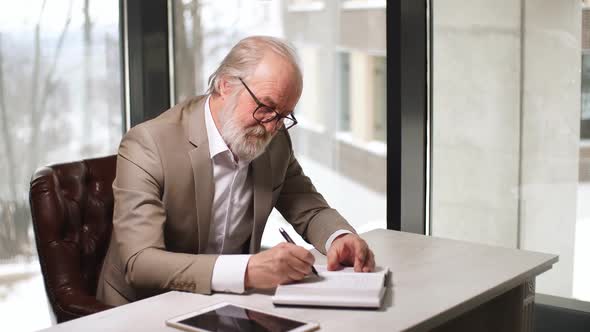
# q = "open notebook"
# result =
<box><xmin>272</xmin><ymin>265</ymin><xmax>389</xmax><ymax>308</ymax></box>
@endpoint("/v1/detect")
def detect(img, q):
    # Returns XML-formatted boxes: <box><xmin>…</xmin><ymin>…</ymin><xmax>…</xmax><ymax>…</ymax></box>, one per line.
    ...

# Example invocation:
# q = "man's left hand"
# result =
<box><xmin>327</xmin><ymin>233</ymin><xmax>375</xmax><ymax>272</ymax></box>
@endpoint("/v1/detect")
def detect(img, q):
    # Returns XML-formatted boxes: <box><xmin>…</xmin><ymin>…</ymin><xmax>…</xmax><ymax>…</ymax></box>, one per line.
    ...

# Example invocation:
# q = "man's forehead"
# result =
<box><xmin>250</xmin><ymin>53</ymin><xmax>301</xmax><ymax>95</ymax></box>
<box><xmin>248</xmin><ymin>79</ymin><xmax>299</xmax><ymax>107</ymax></box>
<box><xmin>248</xmin><ymin>75</ymin><xmax>299</xmax><ymax>92</ymax></box>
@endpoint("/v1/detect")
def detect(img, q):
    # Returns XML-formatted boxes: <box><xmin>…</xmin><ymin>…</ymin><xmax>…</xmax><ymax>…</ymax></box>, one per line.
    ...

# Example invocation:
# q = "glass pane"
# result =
<box><xmin>373</xmin><ymin>56</ymin><xmax>387</xmax><ymax>142</ymax></box>
<box><xmin>173</xmin><ymin>0</ymin><xmax>387</xmax><ymax>248</ymax></box>
<box><xmin>432</xmin><ymin>0</ymin><xmax>589</xmax><ymax>303</ymax></box>
<box><xmin>0</xmin><ymin>1</ymin><xmax>122</xmax><ymax>330</ymax></box>
<box><xmin>339</xmin><ymin>52</ymin><xmax>351</xmax><ymax>132</ymax></box>
<box><xmin>583</xmin><ymin>55</ymin><xmax>590</xmax><ymax>121</ymax></box>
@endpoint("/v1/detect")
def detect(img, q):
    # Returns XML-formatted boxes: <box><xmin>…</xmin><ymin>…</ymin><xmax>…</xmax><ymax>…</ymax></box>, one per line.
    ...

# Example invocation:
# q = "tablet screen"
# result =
<box><xmin>177</xmin><ymin>304</ymin><xmax>306</xmax><ymax>332</ymax></box>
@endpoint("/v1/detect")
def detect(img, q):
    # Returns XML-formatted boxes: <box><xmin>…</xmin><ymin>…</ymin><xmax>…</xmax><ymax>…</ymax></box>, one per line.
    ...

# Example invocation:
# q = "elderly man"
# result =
<box><xmin>97</xmin><ymin>36</ymin><xmax>375</xmax><ymax>306</ymax></box>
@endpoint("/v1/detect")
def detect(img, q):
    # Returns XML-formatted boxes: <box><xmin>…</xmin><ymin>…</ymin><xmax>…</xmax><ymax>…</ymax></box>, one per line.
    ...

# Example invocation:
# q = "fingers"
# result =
<box><xmin>286</xmin><ymin>243</ymin><xmax>315</xmax><ymax>266</ymax></box>
<box><xmin>285</xmin><ymin>253</ymin><xmax>312</xmax><ymax>277</ymax></box>
<box><xmin>362</xmin><ymin>249</ymin><xmax>375</xmax><ymax>272</ymax></box>
<box><xmin>276</xmin><ymin>243</ymin><xmax>314</xmax><ymax>282</ymax></box>
<box><xmin>327</xmin><ymin>236</ymin><xmax>353</xmax><ymax>271</ymax></box>
<box><xmin>285</xmin><ymin>268</ymin><xmax>306</xmax><ymax>282</ymax></box>
<box><xmin>282</xmin><ymin>243</ymin><xmax>315</xmax><ymax>275</ymax></box>
<box><xmin>246</xmin><ymin>243</ymin><xmax>314</xmax><ymax>289</ymax></box>
<box><xmin>352</xmin><ymin>239</ymin><xmax>365</xmax><ymax>272</ymax></box>
<box><xmin>329</xmin><ymin>234</ymin><xmax>375</xmax><ymax>273</ymax></box>
<box><xmin>327</xmin><ymin>246</ymin><xmax>342</xmax><ymax>271</ymax></box>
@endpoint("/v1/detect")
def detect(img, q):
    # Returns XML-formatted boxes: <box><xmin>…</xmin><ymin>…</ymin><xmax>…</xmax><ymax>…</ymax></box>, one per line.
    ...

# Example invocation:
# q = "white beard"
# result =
<box><xmin>219</xmin><ymin>94</ymin><xmax>273</xmax><ymax>162</ymax></box>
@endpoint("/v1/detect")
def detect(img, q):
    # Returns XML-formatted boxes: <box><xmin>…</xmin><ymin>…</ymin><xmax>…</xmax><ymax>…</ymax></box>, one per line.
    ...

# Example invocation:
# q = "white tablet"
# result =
<box><xmin>165</xmin><ymin>302</ymin><xmax>319</xmax><ymax>332</ymax></box>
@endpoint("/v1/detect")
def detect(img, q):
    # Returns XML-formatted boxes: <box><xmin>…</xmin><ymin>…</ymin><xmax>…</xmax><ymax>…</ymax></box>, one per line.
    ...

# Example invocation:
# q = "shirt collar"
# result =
<box><xmin>204</xmin><ymin>95</ymin><xmax>231</xmax><ymax>159</ymax></box>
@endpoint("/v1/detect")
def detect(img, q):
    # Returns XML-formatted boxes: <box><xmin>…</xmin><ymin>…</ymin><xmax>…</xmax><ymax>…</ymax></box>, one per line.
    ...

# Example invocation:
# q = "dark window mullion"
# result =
<box><xmin>387</xmin><ymin>0</ymin><xmax>428</xmax><ymax>233</ymax></box>
<box><xmin>123</xmin><ymin>0</ymin><xmax>170</xmax><ymax>128</ymax></box>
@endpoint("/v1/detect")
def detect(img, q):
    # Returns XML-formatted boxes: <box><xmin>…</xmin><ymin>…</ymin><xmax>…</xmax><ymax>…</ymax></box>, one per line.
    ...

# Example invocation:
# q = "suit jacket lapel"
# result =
<box><xmin>250</xmin><ymin>151</ymin><xmax>272</xmax><ymax>253</ymax></box>
<box><xmin>185</xmin><ymin>96</ymin><xmax>214</xmax><ymax>253</ymax></box>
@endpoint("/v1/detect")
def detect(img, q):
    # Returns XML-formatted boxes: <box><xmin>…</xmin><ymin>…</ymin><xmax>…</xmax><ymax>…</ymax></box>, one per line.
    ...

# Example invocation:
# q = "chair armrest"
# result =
<box><xmin>52</xmin><ymin>291</ymin><xmax>114</xmax><ymax>323</ymax></box>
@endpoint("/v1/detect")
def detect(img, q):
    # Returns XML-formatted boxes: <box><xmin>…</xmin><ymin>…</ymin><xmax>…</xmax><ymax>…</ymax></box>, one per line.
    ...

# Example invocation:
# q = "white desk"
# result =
<box><xmin>38</xmin><ymin>229</ymin><xmax>557</xmax><ymax>332</ymax></box>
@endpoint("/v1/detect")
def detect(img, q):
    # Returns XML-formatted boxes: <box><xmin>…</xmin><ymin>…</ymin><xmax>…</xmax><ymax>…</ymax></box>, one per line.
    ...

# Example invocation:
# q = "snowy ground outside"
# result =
<box><xmin>1</xmin><ymin>158</ymin><xmax>589</xmax><ymax>332</ymax></box>
<box><xmin>0</xmin><ymin>262</ymin><xmax>52</xmax><ymax>332</ymax></box>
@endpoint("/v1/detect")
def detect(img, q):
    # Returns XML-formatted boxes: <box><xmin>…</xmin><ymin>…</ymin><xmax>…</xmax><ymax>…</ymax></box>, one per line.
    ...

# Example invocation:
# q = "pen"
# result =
<box><xmin>278</xmin><ymin>227</ymin><xmax>319</xmax><ymax>277</ymax></box>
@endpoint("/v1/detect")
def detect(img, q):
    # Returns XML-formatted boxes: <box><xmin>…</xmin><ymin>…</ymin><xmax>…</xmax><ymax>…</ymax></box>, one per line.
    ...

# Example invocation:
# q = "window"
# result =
<box><xmin>0</xmin><ymin>1</ymin><xmax>122</xmax><ymax>330</ymax></box>
<box><xmin>339</xmin><ymin>52</ymin><xmax>351</xmax><ymax>132</ymax></box>
<box><xmin>373</xmin><ymin>56</ymin><xmax>387</xmax><ymax>143</ymax></box>
<box><xmin>431</xmin><ymin>0</ymin><xmax>589</xmax><ymax>306</ymax></box>
<box><xmin>173</xmin><ymin>0</ymin><xmax>387</xmax><ymax>247</ymax></box>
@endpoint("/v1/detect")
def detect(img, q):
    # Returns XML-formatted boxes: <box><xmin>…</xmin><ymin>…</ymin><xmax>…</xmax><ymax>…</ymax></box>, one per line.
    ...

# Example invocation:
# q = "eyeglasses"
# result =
<box><xmin>238</xmin><ymin>77</ymin><xmax>298</xmax><ymax>131</ymax></box>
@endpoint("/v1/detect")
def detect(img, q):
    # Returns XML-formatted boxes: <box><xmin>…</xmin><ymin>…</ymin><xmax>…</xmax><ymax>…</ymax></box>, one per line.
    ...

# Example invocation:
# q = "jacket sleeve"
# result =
<box><xmin>112</xmin><ymin>125</ymin><xmax>218</xmax><ymax>294</ymax></box>
<box><xmin>273</xmin><ymin>135</ymin><xmax>357</xmax><ymax>255</ymax></box>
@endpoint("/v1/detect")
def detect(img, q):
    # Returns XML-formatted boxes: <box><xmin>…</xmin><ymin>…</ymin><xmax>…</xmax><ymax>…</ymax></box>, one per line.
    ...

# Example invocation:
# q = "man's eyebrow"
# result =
<box><xmin>260</xmin><ymin>96</ymin><xmax>294</xmax><ymax>115</ymax></box>
<box><xmin>261</xmin><ymin>96</ymin><xmax>277</xmax><ymax>107</ymax></box>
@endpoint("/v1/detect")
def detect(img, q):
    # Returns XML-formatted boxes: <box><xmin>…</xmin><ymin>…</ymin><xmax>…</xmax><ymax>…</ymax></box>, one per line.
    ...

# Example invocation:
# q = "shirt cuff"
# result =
<box><xmin>325</xmin><ymin>230</ymin><xmax>353</xmax><ymax>252</ymax></box>
<box><xmin>211</xmin><ymin>255</ymin><xmax>251</xmax><ymax>293</ymax></box>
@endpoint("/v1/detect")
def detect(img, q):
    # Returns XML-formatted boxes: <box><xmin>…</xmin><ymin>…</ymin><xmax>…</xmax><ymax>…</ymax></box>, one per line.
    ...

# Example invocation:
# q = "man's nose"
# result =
<box><xmin>262</xmin><ymin>120</ymin><xmax>279</xmax><ymax>134</ymax></box>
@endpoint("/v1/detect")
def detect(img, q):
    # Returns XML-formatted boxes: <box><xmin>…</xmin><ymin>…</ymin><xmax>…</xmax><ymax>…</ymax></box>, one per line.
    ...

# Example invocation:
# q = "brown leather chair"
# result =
<box><xmin>29</xmin><ymin>155</ymin><xmax>117</xmax><ymax>322</ymax></box>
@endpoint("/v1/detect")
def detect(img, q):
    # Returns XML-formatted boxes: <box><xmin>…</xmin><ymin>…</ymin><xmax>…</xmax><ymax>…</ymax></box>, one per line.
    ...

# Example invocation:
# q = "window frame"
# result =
<box><xmin>122</xmin><ymin>0</ymin><xmax>429</xmax><ymax>234</ymax></box>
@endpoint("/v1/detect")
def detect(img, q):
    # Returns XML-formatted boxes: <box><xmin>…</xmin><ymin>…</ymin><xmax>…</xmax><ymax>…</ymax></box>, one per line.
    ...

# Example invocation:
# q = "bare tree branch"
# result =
<box><xmin>82</xmin><ymin>0</ymin><xmax>93</xmax><ymax>145</ymax></box>
<box><xmin>30</xmin><ymin>0</ymin><xmax>74</xmax><ymax>168</ymax></box>
<box><xmin>191</xmin><ymin>0</ymin><xmax>204</xmax><ymax>94</ymax></box>
<box><xmin>0</xmin><ymin>34</ymin><xmax>17</xmax><ymax>201</ymax></box>
<box><xmin>27</xmin><ymin>0</ymin><xmax>47</xmax><ymax>171</ymax></box>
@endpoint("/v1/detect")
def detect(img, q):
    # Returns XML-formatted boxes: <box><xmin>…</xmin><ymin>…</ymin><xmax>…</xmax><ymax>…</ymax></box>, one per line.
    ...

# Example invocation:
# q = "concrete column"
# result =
<box><xmin>298</xmin><ymin>46</ymin><xmax>322</xmax><ymax>126</ymax></box>
<box><xmin>432</xmin><ymin>0</ymin><xmax>522</xmax><ymax>248</ymax></box>
<box><xmin>350</xmin><ymin>51</ymin><xmax>375</xmax><ymax>142</ymax></box>
<box><xmin>433</xmin><ymin>0</ymin><xmax>582</xmax><ymax>299</ymax></box>
<box><xmin>520</xmin><ymin>0</ymin><xmax>581</xmax><ymax>297</ymax></box>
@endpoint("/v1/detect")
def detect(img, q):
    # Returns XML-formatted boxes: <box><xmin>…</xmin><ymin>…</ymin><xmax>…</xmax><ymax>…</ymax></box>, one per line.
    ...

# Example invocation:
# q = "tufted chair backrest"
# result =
<box><xmin>29</xmin><ymin>155</ymin><xmax>117</xmax><ymax>322</ymax></box>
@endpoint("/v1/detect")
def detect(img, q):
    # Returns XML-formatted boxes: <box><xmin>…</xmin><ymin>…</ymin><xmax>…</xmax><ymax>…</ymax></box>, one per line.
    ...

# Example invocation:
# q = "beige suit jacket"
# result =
<box><xmin>96</xmin><ymin>96</ymin><xmax>356</xmax><ymax>306</ymax></box>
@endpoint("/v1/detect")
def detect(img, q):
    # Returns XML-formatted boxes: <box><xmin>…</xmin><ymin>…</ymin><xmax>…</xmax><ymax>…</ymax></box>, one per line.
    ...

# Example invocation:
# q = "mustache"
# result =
<box><xmin>244</xmin><ymin>124</ymin><xmax>270</xmax><ymax>139</ymax></box>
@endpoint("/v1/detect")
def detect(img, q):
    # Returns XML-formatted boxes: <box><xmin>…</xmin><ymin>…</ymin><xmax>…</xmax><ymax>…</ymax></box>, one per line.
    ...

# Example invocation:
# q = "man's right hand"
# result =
<box><xmin>244</xmin><ymin>242</ymin><xmax>315</xmax><ymax>289</ymax></box>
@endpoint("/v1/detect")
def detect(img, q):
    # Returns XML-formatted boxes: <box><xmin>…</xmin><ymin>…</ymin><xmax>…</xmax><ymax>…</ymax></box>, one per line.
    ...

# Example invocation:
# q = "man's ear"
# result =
<box><xmin>218</xmin><ymin>77</ymin><xmax>234</xmax><ymax>98</ymax></box>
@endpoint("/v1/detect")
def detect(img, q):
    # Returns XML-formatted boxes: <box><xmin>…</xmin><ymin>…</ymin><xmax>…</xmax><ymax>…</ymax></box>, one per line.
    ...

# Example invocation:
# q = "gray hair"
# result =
<box><xmin>206</xmin><ymin>36</ymin><xmax>303</xmax><ymax>96</ymax></box>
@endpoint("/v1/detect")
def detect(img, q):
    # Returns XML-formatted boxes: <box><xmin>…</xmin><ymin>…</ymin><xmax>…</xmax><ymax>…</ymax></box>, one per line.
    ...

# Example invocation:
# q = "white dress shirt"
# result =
<box><xmin>204</xmin><ymin>95</ymin><xmax>351</xmax><ymax>293</ymax></box>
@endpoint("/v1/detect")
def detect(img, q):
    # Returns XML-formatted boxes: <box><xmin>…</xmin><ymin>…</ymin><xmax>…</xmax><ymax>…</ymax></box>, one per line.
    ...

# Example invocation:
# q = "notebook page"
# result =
<box><xmin>281</xmin><ymin>265</ymin><xmax>387</xmax><ymax>291</ymax></box>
